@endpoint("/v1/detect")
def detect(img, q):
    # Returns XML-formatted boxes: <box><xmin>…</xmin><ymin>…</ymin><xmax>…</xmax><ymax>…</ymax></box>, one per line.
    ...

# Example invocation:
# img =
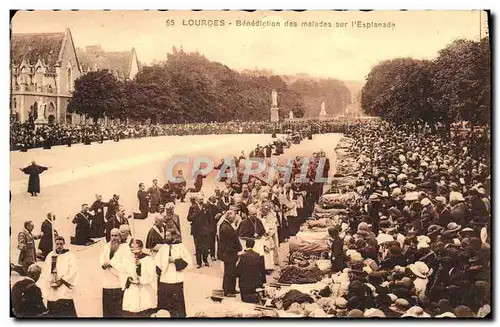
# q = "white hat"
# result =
<box><xmin>152</xmin><ymin>309</ymin><xmax>171</xmax><ymax>318</ymax></box>
<box><xmin>402</xmin><ymin>306</ymin><xmax>431</xmax><ymax>318</ymax></box>
<box><xmin>391</xmin><ymin>188</ymin><xmax>402</xmax><ymax>197</ymax></box>
<box><xmin>389</xmin><ymin>183</ymin><xmax>398</xmax><ymax>189</ymax></box>
<box><xmin>349</xmin><ymin>251</ymin><xmax>363</xmax><ymax>262</ymax></box>
<box><xmin>404</xmin><ymin>192</ymin><xmax>419</xmax><ymax>201</ymax></box>
<box><xmin>420</xmin><ymin>198</ymin><xmax>431</xmax><ymax>206</ymax></box>
<box><xmin>409</xmin><ymin>261</ymin><xmax>430</xmax><ymax>279</ymax></box>
<box><xmin>435</xmin><ymin>312</ymin><xmax>456</xmax><ymax>318</ymax></box>
<box><xmin>377</xmin><ymin>233</ymin><xmax>394</xmax><ymax>245</ymax></box>
<box><xmin>397</xmin><ymin>174</ymin><xmax>408</xmax><ymax>182</ymax></box>
<box><xmin>364</xmin><ymin>308</ymin><xmax>385</xmax><ymax>318</ymax></box>
<box><xmin>417</xmin><ymin>235</ymin><xmax>431</xmax><ymax>244</ymax></box>
<box><xmin>450</xmin><ymin>192</ymin><xmax>465</xmax><ymax>202</ymax></box>
<box><xmin>387</xmin><ymin>293</ymin><xmax>398</xmax><ymax>302</ymax></box>
<box><xmin>406</xmin><ymin>183</ymin><xmax>417</xmax><ymax>191</ymax></box>
<box><xmin>417</xmin><ymin>241</ymin><xmax>430</xmax><ymax>250</ymax></box>
<box><xmin>434</xmin><ymin>196</ymin><xmax>447</xmax><ymax>205</ymax></box>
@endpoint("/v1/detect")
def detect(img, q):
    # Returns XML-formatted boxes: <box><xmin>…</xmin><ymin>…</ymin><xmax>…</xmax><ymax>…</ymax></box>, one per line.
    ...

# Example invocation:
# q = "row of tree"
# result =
<box><xmin>68</xmin><ymin>48</ymin><xmax>352</xmax><ymax>124</ymax></box>
<box><xmin>361</xmin><ymin>37</ymin><xmax>491</xmax><ymax>128</ymax></box>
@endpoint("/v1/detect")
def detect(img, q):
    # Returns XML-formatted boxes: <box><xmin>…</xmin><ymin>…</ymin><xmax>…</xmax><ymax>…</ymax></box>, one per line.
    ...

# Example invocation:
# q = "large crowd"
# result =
<box><xmin>10</xmin><ymin>120</ymin><xmax>491</xmax><ymax>318</ymax></box>
<box><xmin>10</xmin><ymin>119</ymin><xmax>356</xmax><ymax>151</ymax></box>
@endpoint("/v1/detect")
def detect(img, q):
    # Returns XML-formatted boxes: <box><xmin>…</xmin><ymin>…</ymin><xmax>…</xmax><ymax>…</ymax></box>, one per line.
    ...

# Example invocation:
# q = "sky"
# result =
<box><xmin>11</xmin><ymin>10</ymin><xmax>489</xmax><ymax>82</ymax></box>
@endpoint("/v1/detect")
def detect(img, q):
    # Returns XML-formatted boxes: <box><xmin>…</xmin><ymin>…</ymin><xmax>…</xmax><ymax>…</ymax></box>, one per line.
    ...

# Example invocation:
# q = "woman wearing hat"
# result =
<box><xmin>408</xmin><ymin>261</ymin><xmax>431</xmax><ymax>298</ymax></box>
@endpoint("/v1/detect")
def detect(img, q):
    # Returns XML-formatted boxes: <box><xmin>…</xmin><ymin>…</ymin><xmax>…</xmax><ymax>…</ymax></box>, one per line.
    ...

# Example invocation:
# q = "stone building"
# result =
<box><xmin>11</xmin><ymin>28</ymin><xmax>83</xmax><ymax>124</ymax></box>
<box><xmin>76</xmin><ymin>45</ymin><xmax>140</xmax><ymax>81</ymax></box>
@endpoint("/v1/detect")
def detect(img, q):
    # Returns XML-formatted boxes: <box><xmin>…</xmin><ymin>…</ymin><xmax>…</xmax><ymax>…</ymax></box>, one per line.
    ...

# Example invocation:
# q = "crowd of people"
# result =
<box><xmin>258</xmin><ymin>120</ymin><xmax>490</xmax><ymax>318</ymax></box>
<box><xmin>10</xmin><ymin>119</ymin><xmax>355</xmax><ymax>151</ymax></box>
<box><xmin>11</xmin><ymin>119</ymin><xmax>491</xmax><ymax>318</ymax></box>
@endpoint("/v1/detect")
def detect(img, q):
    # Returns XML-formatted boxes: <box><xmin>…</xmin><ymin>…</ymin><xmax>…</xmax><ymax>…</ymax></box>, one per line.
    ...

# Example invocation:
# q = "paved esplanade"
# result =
<box><xmin>10</xmin><ymin>133</ymin><xmax>342</xmax><ymax>317</ymax></box>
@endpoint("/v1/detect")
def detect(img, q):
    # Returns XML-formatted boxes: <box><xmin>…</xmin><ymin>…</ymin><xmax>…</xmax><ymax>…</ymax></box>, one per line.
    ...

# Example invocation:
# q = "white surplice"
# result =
<box><xmin>259</xmin><ymin>212</ymin><xmax>279</xmax><ymax>269</ymax></box>
<box><xmin>122</xmin><ymin>255</ymin><xmax>157</xmax><ymax>313</ymax></box>
<box><xmin>99</xmin><ymin>242</ymin><xmax>134</xmax><ymax>290</ymax></box>
<box><xmin>43</xmin><ymin>250</ymin><xmax>78</xmax><ymax>302</ymax></box>
<box><xmin>154</xmin><ymin>243</ymin><xmax>192</xmax><ymax>284</ymax></box>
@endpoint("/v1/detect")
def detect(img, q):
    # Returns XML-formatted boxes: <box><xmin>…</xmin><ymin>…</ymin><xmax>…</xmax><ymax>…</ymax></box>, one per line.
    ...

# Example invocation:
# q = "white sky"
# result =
<box><xmin>11</xmin><ymin>10</ymin><xmax>488</xmax><ymax>81</ymax></box>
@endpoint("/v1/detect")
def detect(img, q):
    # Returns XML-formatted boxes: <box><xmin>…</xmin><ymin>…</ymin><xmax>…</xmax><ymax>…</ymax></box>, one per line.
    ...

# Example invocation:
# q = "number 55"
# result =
<box><xmin>166</xmin><ymin>19</ymin><xmax>175</xmax><ymax>27</ymax></box>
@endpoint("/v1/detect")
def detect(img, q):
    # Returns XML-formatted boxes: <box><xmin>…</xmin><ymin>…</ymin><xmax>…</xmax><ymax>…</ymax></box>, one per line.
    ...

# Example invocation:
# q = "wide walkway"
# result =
<box><xmin>10</xmin><ymin>133</ymin><xmax>342</xmax><ymax>317</ymax></box>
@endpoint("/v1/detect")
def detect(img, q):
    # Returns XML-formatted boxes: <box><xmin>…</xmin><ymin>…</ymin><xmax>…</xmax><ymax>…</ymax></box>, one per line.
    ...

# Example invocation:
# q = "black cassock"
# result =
<box><xmin>71</xmin><ymin>212</ymin><xmax>93</xmax><ymax>245</ymax></box>
<box><xmin>145</xmin><ymin>226</ymin><xmax>165</xmax><ymax>249</ymax></box>
<box><xmin>237</xmin><ymin>217</ymin><xmax>265</xmax><ymax>238</ymax></box>
<box><xmin>21</xmin><ymin>164</ymin><xmax>48</xmax><ymax>194</ymax></box>
<box><xmin>89</xmin><ymin>200</ymin><xmax>108</xmax><ymax>238</ymax></box>
<box><xmin>39</xmin><ymin>219</ymin><xmax>58</xmax><ymax>259</ymax></box>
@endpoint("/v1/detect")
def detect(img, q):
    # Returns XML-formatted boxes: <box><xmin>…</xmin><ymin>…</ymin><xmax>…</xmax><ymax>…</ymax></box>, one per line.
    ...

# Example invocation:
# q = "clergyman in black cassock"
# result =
<box><xmin>145</xmin><ymin>215</ymin><xmax>165</xmax><ymax>250</ymax></box>
<box><xmin>20</xmin><ymin>161</ymin><xmax>48</xmax><ymax>196</ymax></box>
<box><xmin>39</xmin><ymin>213</ymin><xmax>58</xmax><ymax>259</ymax></box>
<box><xmin>71</xmin><ymin>205</ymin><xmax>94</xmax><ymax>246</ymax></box>
<box><xmin>90</xmin><ymin>195</ymin><xmax>108</xmax><ymax>238</ymax></box>
<box><xmin>237</xmin><ymin>213</ymin><xmax>265</xmax><ymax>239</ymax></box>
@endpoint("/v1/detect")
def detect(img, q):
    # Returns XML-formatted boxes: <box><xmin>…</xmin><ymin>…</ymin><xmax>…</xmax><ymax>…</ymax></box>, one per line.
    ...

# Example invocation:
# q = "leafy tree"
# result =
<box><xmin>432</xmin><ymin>38</ymin><xmax>490</xmax><ymax>127</ymax></box>
<box><xmin>361</xmin><ymin>58</ymin><xmax>434</xmax><ymax>125</ymax></box>
<box><xmin>289</xmin><ymin>78</ymin><xmax>351</xmax><ymax>117</ymax></box>
<box><xmin>68</xmin><ymin>70</ymin><xmax>123</xmax><ymax>124</ymax></box>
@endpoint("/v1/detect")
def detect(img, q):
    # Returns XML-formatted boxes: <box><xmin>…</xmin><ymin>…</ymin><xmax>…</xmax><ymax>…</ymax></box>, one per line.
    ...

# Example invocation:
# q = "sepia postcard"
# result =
<box><xmin>9</xmin><ymin>10</ymin><xmax>491</xmax><ymax>319</ymax></box>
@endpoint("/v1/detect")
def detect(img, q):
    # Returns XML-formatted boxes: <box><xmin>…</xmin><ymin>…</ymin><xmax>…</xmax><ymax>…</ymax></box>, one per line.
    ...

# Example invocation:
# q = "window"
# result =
<box><xmin>67</xmin><ymin>67</ymin><xmax>73</xmax><ymax>92</ymax></box>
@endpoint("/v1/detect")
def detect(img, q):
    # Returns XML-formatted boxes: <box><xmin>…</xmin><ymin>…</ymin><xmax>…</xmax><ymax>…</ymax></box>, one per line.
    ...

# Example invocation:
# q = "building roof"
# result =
<box><xmin>76</xmin><ymin>45</ymin><xmax>137</xmax><ymax>79</ymax></box>
<box><xmin>11</xmin><ymin>32</ymin><xmax>65</xmax><ymax>67</ymax></box>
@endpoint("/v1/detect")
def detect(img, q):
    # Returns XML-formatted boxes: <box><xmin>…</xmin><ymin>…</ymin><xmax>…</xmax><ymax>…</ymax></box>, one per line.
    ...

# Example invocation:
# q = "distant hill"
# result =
<box><xmin>239</xmin><ymin>69</ymin><xmax>361</xmax><ymax>118</ymax></box>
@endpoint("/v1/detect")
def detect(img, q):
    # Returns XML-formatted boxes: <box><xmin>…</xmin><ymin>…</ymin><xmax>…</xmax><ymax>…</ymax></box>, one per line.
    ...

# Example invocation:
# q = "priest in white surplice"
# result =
<box><xmin>122</xmin><ymin>239</ymin><xmax>157</xmax><ymax>317</ymax></box>
<box><xmin>99</xmin><ymin>228</ymin><xmax>133</xmax><ymax>317</ymax></box>
<box><xmin>43</xmin><ymin>236</ymin><xmax>78</xmax><ymax>317</ymax></box>
<box><xmin>155</xmin><ymin>229</ymin><xmax>192</xmax><ymax>318</ymax></box>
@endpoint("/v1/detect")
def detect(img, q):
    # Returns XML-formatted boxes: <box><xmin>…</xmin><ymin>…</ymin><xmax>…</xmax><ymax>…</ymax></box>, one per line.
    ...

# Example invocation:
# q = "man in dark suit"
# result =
<box><xmin>147</xmin><ymin>179</ymin><xmax>162</xmax><ymax>213</ymax></box>
<box><xmin>235</xmin><ymin>239</ymin><xmax>266</xmax><ymax>304</ymax></box>
<box><xmin>187</xmin><ymin>194</ymin><xmax>211</xmax><ymax>268</ymax></box>
<box><xmin>105</xmin><ymin>205</ymin><xmax>130</xmax><ymax>242</ymax></box>
<box><xmin>217</xmin><ymin>210</ymin><xmax>242</xmax><ymax>297</ymax></box>
<box><xmin>135</xmin><ymin>183</ymin><xmax>149</xmax><ymax>219</ymax></box>
<box><xmin>106</xmin><ymin>194</ymin><xmax>120</xmax><ymax>220</ymax></box>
